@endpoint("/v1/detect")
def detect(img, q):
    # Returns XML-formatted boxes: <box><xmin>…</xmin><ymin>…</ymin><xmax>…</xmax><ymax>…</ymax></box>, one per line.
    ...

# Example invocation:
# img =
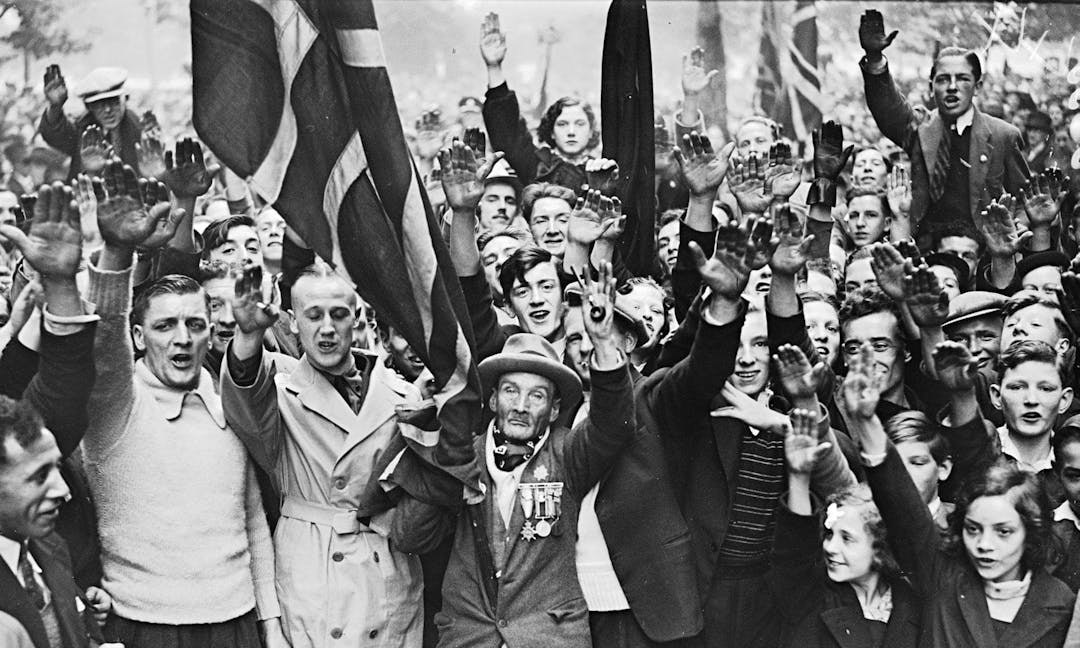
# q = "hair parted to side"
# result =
<box><xmin>131</xmin><ymin>274</ymin><xmax>206</xmax><ymax>326</ymax></box>
<box><xmin>520</xmin><ymin>182</ymin><xmax>577</xmax><ymax>223</ymax></box>
<box><xmin>930</xmin><ymin>46</ymin><xmax>983</xmax><ymax>83</ymax></box>
<box><xmin>945</xmin><ymin>459</ymin><xmax>1051</xmax><ymax>574</ymax></box>
<box><xmin>499</xmin><ymin>245</ymin><xmax>555</xmax><ymax>301</ymax></box>
<box><xmin>0</xmin><ymin>396</ymin><xmax>45</xmax><ymax>466</ymax></box>
<box><xmin>200</xmin><ymin>215</ymin><xmax>257</xmax><ymax>259</ymax></box>
<box><xmin>885</xmin><ymin>410</ymin><xmax>951</xmax><ymax>464</ymax></box>
<box><xmin>839</xmin><ymin>286</ymin><xmax>903</xmax><ymax>332</ymax></box>
<box><xmin>537</xmin><ymin>97</ymin><xmax>600</xmax><ymax>151</ymax></box>
<box><xmin>997</xmin><ymin>338</ymin><xmax>1070</xmax><ymax>385</ymax></box>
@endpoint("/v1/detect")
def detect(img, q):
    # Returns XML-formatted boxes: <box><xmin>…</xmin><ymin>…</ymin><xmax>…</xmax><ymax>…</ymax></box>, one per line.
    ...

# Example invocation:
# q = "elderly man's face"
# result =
<box><xmin>132</xmin><ymin>290</ymin><xmax>211</xmax><ymax>391</ymax></box>
<box><xmin>87</xmin><ymin>96</ymin><xmax>126</xmax><ymax>131</ymax></box>
<box><xmin>0</xmin><ymin>429</ymin><xmax>70</xmax><ymax>540</ymax></box>
<box><xmin>490</xmin><ymin>371</ymin><xmax>560</xmax><ymax>442</ymax></box>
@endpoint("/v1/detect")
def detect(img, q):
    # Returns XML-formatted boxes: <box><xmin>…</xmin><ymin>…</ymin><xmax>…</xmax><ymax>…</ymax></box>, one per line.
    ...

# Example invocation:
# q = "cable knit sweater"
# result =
<box><xmin>82</xmin><ymin>263</ymin><xmax>278</xmax><ymax>624</ymax></box>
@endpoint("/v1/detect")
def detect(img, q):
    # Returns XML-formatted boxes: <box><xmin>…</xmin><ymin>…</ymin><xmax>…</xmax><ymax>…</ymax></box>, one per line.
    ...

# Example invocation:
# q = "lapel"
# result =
<box><xmin>0</xmin><ymin>554</ymin><xmax>48</xmax><ymax>648</ymax></box>
<box><xmin>882</xmin><ymin>583</ymin><xmax>920</xmax><ymax>646</ymax></box>
<box><xmin>998</xmin><ymin>571</ymin><xmax>1073</xmax><ymax>648</ymax></box>
<box><xmin>31</xmin><ymin>536</ymin><xmax>87</xmax><ymax>648</ymax></box>
<box><xmin>957</xmin><ymin>574</ymin><xmax>1000</xmax><ymax>648</ymax></box>
<box><xmin>284</xmin><ymin>355</ymin><xmax>400</xmax><ymax>457</ymax></box>
<box><xmin>967</xmin><ymin>109</ymin><xmax>994</xmax><ymax>216</ymax></box>
<box><xmin>710</xmin><ymin>394</ymin><xmax>746</xmax><ymax>495</ymax></box>
<box><xmin>918</xmin><ymin>112</ymin><xmax>945</xmax><ymax>178</ymax></box>
<box><xmin>819</xmin><ymin>606</ymin><xmax>874</xmax><ymax>648</ymax></box>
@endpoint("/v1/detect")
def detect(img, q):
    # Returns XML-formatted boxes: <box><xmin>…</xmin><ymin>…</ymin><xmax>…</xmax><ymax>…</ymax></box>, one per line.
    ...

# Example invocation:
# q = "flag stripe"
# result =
<box><xmin>336</xmin><ymin>29</ymin><xmax>386</xmax><ymax>67</ymax></box>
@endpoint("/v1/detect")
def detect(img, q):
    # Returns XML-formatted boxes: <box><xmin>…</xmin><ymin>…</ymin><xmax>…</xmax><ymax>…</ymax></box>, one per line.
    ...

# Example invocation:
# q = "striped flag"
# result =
<box><xmin>756</xmin><ymin>0</ymin><xmax>824</xmax><ymax>142</ymax></box>
<box><xmin>191</xmin><ymin>0</ymin><xmax>480</xmax><ymax>504</ymax></box>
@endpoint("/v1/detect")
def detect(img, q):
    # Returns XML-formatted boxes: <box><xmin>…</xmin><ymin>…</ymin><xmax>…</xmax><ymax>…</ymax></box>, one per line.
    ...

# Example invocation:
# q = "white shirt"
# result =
<box><xmin>1055</xmin><ymin>501</ymin><xmax>1080</xmax><ymax>532</ymax></box>
<box><xmin>485</xmin><ymin>422</ymin><xmax>550</xmax><ymax>527</ymax></box>
<box><xmin>951</xmin><ymin>107</ymin><xmax>975</xmax><ymax>136</ymax></box>
<box><xmin>0</xmin><ymin>535</ymin><xmax>45</xmax><ymax>594</ymax></box>
<box><xmin>997</xmin><ymin>425</ymin><xmax>1054</xmax><ymax>473</ymax></box>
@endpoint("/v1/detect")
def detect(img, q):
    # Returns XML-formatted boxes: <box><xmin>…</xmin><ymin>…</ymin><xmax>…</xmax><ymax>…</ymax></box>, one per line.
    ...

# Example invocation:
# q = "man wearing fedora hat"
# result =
<box><xmin>425</xmin><ymin>262</ymin><xmax>636</xmax><ymax>648</ymax></box>
<box><xmin>38</xmin><ymin>65</ymin><xmax>147</xmax><ymax>178</ymax></box>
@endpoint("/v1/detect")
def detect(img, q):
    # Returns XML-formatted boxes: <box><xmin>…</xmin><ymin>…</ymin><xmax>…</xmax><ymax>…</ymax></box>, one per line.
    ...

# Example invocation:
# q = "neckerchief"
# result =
<box><xmin>491</xmin><ymin>425</ymin><xmax>541</xmax><ymax>472</ymax></box>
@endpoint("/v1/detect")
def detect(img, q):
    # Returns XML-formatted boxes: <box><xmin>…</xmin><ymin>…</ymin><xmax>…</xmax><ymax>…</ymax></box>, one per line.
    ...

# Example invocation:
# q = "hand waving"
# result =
<box><xmin>769</xmin><ymin>204</ymin><xmax>813</xmax><ymax>276</ymax></box>
<box><xmin>673</xmin><ymin>132</ymin><xmax>734</xmax><ymax>197</ymax></box>
<box><xmin>79</xmin><ymin>125</ymin><xmax>112</xmax><ymax>175</ymax></box>
<box><xmin>682</xmin><ymin>47</ymin><xmax>719</xmax><ymax>95</ymax></box>
<box><xmin>568</xmin><ymin>187</ymin><xmax>621</xmax><ymax>246</ymax></box>
<box><xmin>43</xmin><ymin>64</ymin><xmax>67</xmax><ymax>107</ymax></box>
<box><xmin>438</xmin><ymin>139</ymin><xmax>503</xmax><ymax>212</ymax></box>
<box><xmin>932</xmin><ymin>341</ymin><xmax>979</xmax><ymax>392</ymax></box>
<box><xmin>869</xmin><ymin>242</ymin><xmax>911</xmax><ymax>302</ymax></box>
<box><xmin>774</xmin><ymin>344</ymin><xmax>827</xmax><ymax>402</ymax></box>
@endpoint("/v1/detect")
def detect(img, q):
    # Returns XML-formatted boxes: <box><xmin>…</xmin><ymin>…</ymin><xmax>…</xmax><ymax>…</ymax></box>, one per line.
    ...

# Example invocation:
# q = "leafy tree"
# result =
<box><xmin>0</xmin><ymin>0</ymin><xmax>88</xmax><ymax>85</ymax></box>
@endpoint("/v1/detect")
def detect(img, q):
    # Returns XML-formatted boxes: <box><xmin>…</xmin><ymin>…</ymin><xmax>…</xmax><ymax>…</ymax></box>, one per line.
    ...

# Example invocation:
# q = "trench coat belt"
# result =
<box><xmin>280</xmin><ymin>496</ymin><xmax>369</xmax><ymax>535</ymax></box>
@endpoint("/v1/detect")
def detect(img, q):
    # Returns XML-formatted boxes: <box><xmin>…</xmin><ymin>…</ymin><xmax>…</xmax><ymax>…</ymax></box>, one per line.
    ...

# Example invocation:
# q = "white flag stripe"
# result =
<box><xmin>322</xmin><ymin>131</ymin><xmax>368</xmax><ymax>269</ymax></box>
<box><xmin>336</xmin><ymin>28</ymin><xmax>387</xmax><ymax>68</ymax></box>
<box><xmin>249</xmin><ymin>0</ymin><xmax>319</xmax><ymax>203</ymax></box>
<box><xmin>400</xmin><ymin>171</ymin><xmax>439</xmax><ymax>345</ymax></box>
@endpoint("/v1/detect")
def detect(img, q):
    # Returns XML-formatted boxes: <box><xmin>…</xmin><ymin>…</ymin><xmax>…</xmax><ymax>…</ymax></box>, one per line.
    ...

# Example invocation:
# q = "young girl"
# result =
<box><xmin>843</xmin><ymin>342</ymin><xmax>1075</xmax><ymax>647</ymax></box>
<box><xmin>769</xmin><ymin>408</ymin><xmax>920</xmax><ymax>647</ymax></box>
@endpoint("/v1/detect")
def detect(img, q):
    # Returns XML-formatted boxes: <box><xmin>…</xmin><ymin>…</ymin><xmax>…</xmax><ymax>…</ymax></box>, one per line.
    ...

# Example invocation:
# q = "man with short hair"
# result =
<box><xmin>254</xmin><ymin>207</ymin><xmax>286</xmax><ymax>276</ymax></box>
<box><xmin>476</xmin><ymin>161</ymin><xmax>522</xmax><ymax>234</ymax></box>
<box><xmin>858</xmin><ymin>9</ymin><xmax>1029</xmax><ymax>237</ymax></box>
<box><xmin>223</xmin><ymin>262</ymin><xmax>440</xmax><ymax>648</ymax></box>
<box><xmin>521</xmin><ymin>182</ymin><xmax>575</xmax><ymax>261</ymax></box>
<box><xmin>476</xmin><ymin>227</ymin><xmax>529</xmax><ymax>321</ymax></box>
<box><xmin>83</xmin><ymin>163</ymin><xmax>283</xmax><ymax>648</ymax></box>
<box><xmin>201</xmin><ymin>215</ymin><xmax>263</xmax><ymax>270</ymax></box>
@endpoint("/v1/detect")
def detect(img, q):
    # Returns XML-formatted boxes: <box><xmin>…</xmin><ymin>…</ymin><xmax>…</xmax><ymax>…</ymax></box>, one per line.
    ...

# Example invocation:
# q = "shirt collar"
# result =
<box><xmin>135</xmin><ymin>359</ymin><xmax>226</xmax><ymax>428</ymax></box>
<box><xmin>951</xmin><ymin>107</ymin><xmax>975</xmax><ymax>136</ymax></box>
<box><xmin>1055</xmin><ymin>501</ymin><xmax>1080</xmax><ymax>531</ymax></box>
<box><xmin>0</xmin><ymin>535</ymin><xmax>40</xmax><ymax>582</ymax></box>
<box><xmin>929</xmin><ymin>496</ymin><xmax>943</xmax><ymax>518</ymax></box>
<box><xmin>997</xmin><ymin>425</ymin><xmax>1054</xmax><ymax>473</ymax></box>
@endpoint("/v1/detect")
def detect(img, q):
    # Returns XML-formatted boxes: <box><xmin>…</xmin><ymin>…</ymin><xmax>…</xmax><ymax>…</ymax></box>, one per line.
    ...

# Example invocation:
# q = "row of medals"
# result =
<box><xmin>519</xmin><ymin>481</ymin><xmax>563</xmax><ymax>541</ymax></box>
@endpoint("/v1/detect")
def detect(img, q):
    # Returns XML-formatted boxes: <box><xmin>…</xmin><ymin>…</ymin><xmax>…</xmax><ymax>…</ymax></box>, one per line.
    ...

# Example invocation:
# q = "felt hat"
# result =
<box><xmin>78</xmin><ymin>67</ymin><xmax>128</xmax><ymax>103</ymax></box>
<box><xmin>943</xmin><ymin>290</ymin><xmax>1006</xmax><ymax>330</ymax></box>
<box><xmin>483</xmin><ymin>158</ymin><xmax>523</xmax><ymax>197</ymax></box>
<box><xmin>1014</xmin><ymin>250</ymin><xmax>1069</xmax><ymax>283</ymax></box>
<box><xmin>479</xmin><ymin>333</ymin><xmax>583</xmax><ymax>418</ymax></box>
<box><xmin>563</xmin><ymin>282</ymin><xmax>649</xmax><ymax>348</ymax></box>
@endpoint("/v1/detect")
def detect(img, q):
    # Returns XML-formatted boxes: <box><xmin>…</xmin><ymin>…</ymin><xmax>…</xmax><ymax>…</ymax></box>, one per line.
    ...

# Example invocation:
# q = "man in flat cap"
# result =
<box><xmin>38</xmin><ymin>65</ymin><xmax>148</xmax><ymax>178</ymax></box>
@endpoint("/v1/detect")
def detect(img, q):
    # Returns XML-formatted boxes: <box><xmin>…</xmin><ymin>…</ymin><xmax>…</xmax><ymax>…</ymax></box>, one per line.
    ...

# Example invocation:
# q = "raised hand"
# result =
<box><xmin>585</xmin><ymin>158</ymin><xmax>620</xmax><ymax>197</ymax></box>
<box><xmin>728</xmin><ymin>153</ymin><xmax>771</xmax><ymax>214</ymax></box>
<box><xmin>672</xmin><ymin>131</ymin><xmax>735</xmax><ymax>197</ymax></box>
<box><xmin>141</xmin><ymin>110</ymin><xmax>162</xmax><ymax>136</ymax></box>
<box><xmin>769</xmin><ymin>204</ymin><xmax>812</xmax><ymax>276</ymax></box>
<box><xmin>903</xmin><ymin>263</ymin><xmax>949</xmax><ymax>328</ymax></box>
<box><xmin>462</xmin><ymin>127</ymin><xmax>486</xmax><ymax>158</ymax></box>
<box><xmin>568</xmin><ymin>187</ymin><xmax>622</xmax><ymax>246</ymax></box>
<box><xmin>0</xmin><ymin>182</ymin><xmax>81</xmax><ymax>278</ymax></box>
<box><xmin>438</xmin><ymin>139</ymin><xmax>503</xmax><ymax>212</ymax></box>
<box><xmin>976</xmin><ymin>193</ymin><xmax>1030</xmax><ymax>257</ymax></box>
<box><xmin>4</xmin><ymin>278</ymin><xmax>42</xmax><ymax>336</ymax></box>
<box><xmin>811</xmin><ymin>121</ymin><xmax>854</xmax><ymax>181</ymax></box>
<box><xmin>597</xmin><ymin>195</ymin><xmax>625</xmax><ymax>243</ymax></box>
<box><xmin>232</xmin><ymin>265</ymin><xmax>279</xmax><ymax>334</ymax></box>
<box><xmin>480</xmin><ymin>12</ymin><xmax>507</xmax><ymax>67</ymax></box>
<box><xmin>774</xmin><ymin>344</ymin><xmax>827</xmax><ymax>402</ymax></box>
<box><xmin>415</xmin><ymin>109</ymin><xmax>446</xmax><ymax>161</ymax></box>
<box><xmin>785</xmin><ymin>407</ymin><xmax>831</xmax><ymax>475</ymax></box>
<box><xmin>932</xmin><ymin>341</ymin><xmax>979</xmax><ymax>392</ymax></box>
<box><xmin>858</xmin><ymin>9</ymin><xmax>898</xmax><ymax>60</ymax></box>
<box><xmin>161</xmin><ymin>138</ymin><xmax>219</xmax><ymax>199</ymax></box>
<box><xmin>764</xmin><ymin>141</ymin><xmax>802</xmax><ymax>200</ymax></box>
<box><xmin>885</xmin><ymin>165</ymin><xmax>911</xmax><ymax>216</ymax></box>
<box><xmin>43</xmin><ymin>64</ymin><xmax>67</xmax><ymax>107</ymax></box>
<box><xmin>96</xmin><ymin>161</ymin><xmax>174</xmax><ymax>251</ymax></box>
<box><xmin>682</xmin><ymin>46</ymin><xmax>719</xmax><ymax>95</ymax></box>
<box><xmin>79</xmin><ymin>125</ymin><xmax>112</xmax><ymax>175</ymax></box>
<box><xmin>689</xmin><ymin>215</ymin><xmax>769</xmax><ymax>298</ymax></box>
<box><xmin>574</xmin><ymin>261</ymin><xmax>618</xmax><ymax>347</ymax></box>
<box><xmin>869</xmin><ymin>241</ymin><xmax>911</xmax><ymax>302</ymax></box>
<box><xmin>136</xmin><ymin>130</ymin><xmax>167</xmax><ymax>179</ymax></box>
<box><xmin>136</xmin><ymin>177</ymin><xmax>184</xmax><ymax>250</ymax></box>
<box><xmin>1020</xmin><ymin>168</ymin><xmax>1066</xmax><ymax>230</ymax></box>
<box><xmin>840</xmin><ymin>342</ymin><xmax>882</xmax><ymax>420</ymax></box>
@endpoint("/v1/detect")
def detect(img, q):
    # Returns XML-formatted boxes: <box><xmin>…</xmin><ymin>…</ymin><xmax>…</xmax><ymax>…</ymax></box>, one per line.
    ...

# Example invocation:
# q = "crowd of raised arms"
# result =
<box><xmin>4</xmin><ymin>5</ymin><xmax>1080</xmax><ymax>648</ymax></box>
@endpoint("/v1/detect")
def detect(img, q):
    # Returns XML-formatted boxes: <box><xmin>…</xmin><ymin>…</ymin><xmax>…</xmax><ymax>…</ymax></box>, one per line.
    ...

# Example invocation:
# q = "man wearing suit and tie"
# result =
<box><xmin>858</xmin><ymin>9</ymin><xmax>1030</xmax><ymax>245</ymax></box>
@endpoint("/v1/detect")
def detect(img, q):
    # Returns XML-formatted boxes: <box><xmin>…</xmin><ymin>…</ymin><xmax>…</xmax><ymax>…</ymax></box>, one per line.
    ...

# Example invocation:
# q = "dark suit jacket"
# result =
<box><xmin>38</xmin><ymin>109</ymin><xmax>143</xmax><ymax>179</ymax></box>
<box><xmin>862</xmin><ymin>60</ymin><xmax>1029</xmax><ymax>234</ymax></box>
<box><xmin>0</xmin><ymin>533</ymin><xmax>102</xmax><ymax>648</ymax></box>
<box><xmin>867</xmin><ymin>444</ymin><xmax>1074</xmax><ymax>648</ymax></box>
<box><xmin>436</xmin><ymin>362</ymin><xmax>635</xmax><ymax>648</ymax></box>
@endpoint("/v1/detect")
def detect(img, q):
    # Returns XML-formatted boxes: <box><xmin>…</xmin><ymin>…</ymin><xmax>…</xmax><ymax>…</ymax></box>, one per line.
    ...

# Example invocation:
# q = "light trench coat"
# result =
<box><xmin>221</xmin><ymin>350</ymin><xmax>423</xmax><ymax>648</ymax></box>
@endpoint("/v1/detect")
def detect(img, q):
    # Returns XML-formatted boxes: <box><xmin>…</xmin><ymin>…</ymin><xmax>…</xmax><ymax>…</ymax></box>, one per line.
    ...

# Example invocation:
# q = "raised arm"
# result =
<box><xmin>37</xmin><ymin>64</ymin><xmax>78</xmax><ymax>158</ymax></box>
<box><xmin>975</xmin><ymin>194</ymin><xmax>1028</xmax><ymax>291</ymax></box>
<box><xmin>86</xmin><ymin>162</ymin><xmax>184</xmax><ymax>456</ymax></box>
<box><xmin>857</xmin><ymin>10</ymin><xmax>918</xmax><ymax>151</ymax></box>
<box><xmin>480</xmin><ymin>12</ymin><xmax>539</xmax><ymax>184</ymax></box>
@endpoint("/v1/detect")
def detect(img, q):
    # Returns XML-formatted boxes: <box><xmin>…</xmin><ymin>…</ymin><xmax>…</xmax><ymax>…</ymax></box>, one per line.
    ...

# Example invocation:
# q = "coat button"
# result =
<box><xmin>373</xmin><ymin>551</ymin><xmax>380</xmax><ymax>563</ymax></box>
<box><xmin>332</xmin><ymin>552</ymin><xmax>344</xmax><ymax>562</ymax></box>
<box><xmin>334</xmin><ymin>477</ymin><xmax>346</xmax><ymax>490</ymax></box>
<box><xmin>980</xmin><ymin>154</ymin><xmax>988</xmax><ymax>163</ymax></box>
<box><xmin>330</xmin><ymin>628</ymin><xmax>342</xmax><ymax>639</ymax></box>
<box><xmin>369</xmin><ymin>630</ymin><xmax>379</xmax><ymax>639</ymax></box>
<box><xmin>497</xmin><ymin>619</ymin><xmax>508</xmax><ymax>628</ymax></box>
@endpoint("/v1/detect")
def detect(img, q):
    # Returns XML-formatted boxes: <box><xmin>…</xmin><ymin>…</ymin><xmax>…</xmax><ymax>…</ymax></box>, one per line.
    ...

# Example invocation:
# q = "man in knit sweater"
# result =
<box><xmin>81</xmin><ymin>162</ymin><xmax>284</xmax><ymax>648</ymax></box>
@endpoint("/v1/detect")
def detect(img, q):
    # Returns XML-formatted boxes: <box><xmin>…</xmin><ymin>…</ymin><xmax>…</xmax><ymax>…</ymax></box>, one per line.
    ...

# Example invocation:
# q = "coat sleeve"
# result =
<box><xmin>83</xmin><ymin>265</ymin><xmax>137</xmax><ymax>459</ymax></box>
<box><xmin>562</xmin><ymin>361</ymin><xmax>636</xmax><ymax>498</ymax></box>
<box><xmin>864</xmin><ymin>442</ymin><xmax>949</xmax><ymax>598</ymax></box>
<box><xmin>20</xmin><ymin>324</ymin><xmax>97</xmax><ymax>458</ymax></box>
<box><xmin>483</xmin><ymin>82</ymin><xmax>539</xmax><ymax>185</ymax></box>
<box><xmin>861</xmin><ymin>60</ymin><xmax>920</xmax><ymax>153</ymax></box>
<box><xmin>220</xmin><ymin>348</ymin><xmax>287</xmax><ymax>479</ymax></box>
<box><xmin>243</xmin><ymin>460</ymin><xmax>280</xmax><ymax>620</ymax></box>
<box><xmin>38</xmin><ymin>109</ymin><xmax>79</xmax><ymax>158</ymax></box>
<box><xmin>459</xmin><ymin>272</ymin><xmax>508</xmax><ymax>363</ymax></box>
<box><xmin>1002</xmin><ymin>125</ymin><xmax>1032</xmax><ymax>196</ymax></box>
<box><xmin>766</xmin><ymin>503</ymin><xmax>827</xmax><ymax>623</ymax></box>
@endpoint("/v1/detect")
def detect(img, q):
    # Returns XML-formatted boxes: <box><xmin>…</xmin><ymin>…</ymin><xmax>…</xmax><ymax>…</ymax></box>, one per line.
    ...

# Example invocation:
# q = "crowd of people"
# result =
<box><xmin>5</xmin><ymin>5</ymin><xmax>1080</xmax><ymax>648</ymax></box>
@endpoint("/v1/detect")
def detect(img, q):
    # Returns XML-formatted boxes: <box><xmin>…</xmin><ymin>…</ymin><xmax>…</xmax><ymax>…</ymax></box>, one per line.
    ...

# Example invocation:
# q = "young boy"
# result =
<box><xmin>884</xmin><ymin>411</ymin><xmax>953</xmax><ymax>529</ymax></box>
<box><xmin>1051</xmin><ymin>424</ymin><xmax>1080</xmax><ymax>591</ymax></box>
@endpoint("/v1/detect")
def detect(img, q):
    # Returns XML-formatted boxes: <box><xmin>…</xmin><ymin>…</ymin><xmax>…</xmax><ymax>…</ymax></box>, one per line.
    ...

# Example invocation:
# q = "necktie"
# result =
<box><xmin>928</xmin><ymin>125</ymin><xmax>955</xmax><ymax>203</ymax></box>
<box><xmin>331</xmin><ymin>369</ymin><xmax>366</xmax><ymax>415</ymax></box>
<box><xmin>18</xmin><ymin>542</ymin><xmax>46</xmax><ymax>611</ymax></box>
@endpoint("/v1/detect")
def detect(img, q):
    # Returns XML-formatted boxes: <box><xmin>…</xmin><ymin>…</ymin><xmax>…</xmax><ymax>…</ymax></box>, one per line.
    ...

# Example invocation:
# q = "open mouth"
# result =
<box><xmin>171</xmin><ymin>353</ymin><xmax>194</xmax><ymax>369</ymax></box>
<box><xmin>734</xmin><ymin>370</ymin><xmax>760</xmax><ymax>382</ymax></box>
<box><xmin>216</xmin><ymin>329</ymin><xmax>235</xmax><ymax>341</ymax></box>
<box><xmin>317</xmin><ymin>340</ymin><xmax>338</xmax><ymax>353</ymax></box>
<box><xmin>528</xmin><ymin>309</ymin><xmax>551</xmax><ymax>323</ymax></box>
<box><xmin>943</xmin><ymin>96</ymin><xmax>960</xmax><ymax>108</ymax></box>
<box><xmin>1020</xmin><ymin>412</ymin><xmax>1042</xmax><ymax>423</ymax></box>
<box><xmin>815</xmin><ymin>345</ymin><xmax>831</xmax><ymax>359</ymax></box>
